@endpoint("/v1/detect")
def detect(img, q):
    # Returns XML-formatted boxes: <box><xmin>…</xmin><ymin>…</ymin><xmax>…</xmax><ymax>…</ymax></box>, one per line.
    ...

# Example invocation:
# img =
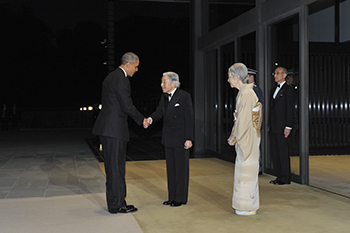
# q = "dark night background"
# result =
<box><xmin>1</xmin><ymin>1</ymin><xmax>190</xmax><ymax>114</ymax></box>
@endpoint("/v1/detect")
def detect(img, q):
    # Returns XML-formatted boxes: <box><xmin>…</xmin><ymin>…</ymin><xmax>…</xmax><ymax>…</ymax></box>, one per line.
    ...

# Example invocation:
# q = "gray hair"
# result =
<box><xmin>279</xmin><ymin>67</ymin><xmax>288</xmax><ymax>74</ymax></box>
<box><xmin>121</xmin><ymin>52</ymin><xmax>139</xmax><ymax>65</ymax></box>
<box><xmin>228</xmin><ymin>62</ymin><xmax>249</xmax><ymax>84</ymax></box>
<box><xmin>163</xmin><ymin>71</ymin><xmax>181</xmax><ymax>88</ymax></box>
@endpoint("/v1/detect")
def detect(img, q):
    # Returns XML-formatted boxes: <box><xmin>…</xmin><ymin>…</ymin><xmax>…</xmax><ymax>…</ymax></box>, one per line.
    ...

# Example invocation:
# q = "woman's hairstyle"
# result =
<box><xmin>228</xmin><ymin>62</ymin><xmax>249</xmax><ymax>84</ymax></box>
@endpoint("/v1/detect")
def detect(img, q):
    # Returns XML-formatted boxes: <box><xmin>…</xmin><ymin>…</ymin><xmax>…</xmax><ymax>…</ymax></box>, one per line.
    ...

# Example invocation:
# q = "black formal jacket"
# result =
<box><xmin>253</xmin><ymin>83</ymin><xmax>264</xmax><ymax>128</ymax></box>
<box><xmin>253</xmin><ymin>84</ymin><xmax>264</xmax><ymax>105</ymax></box>
<box><xmin>92</xmin><ymin>68</ymin><xmax>144</xmax><ymax>141</ymax></box>
<box><xmin>269</xmin><ymin>83</ymin><xmax>296</xmax><ymax>134</ymax></box>
<box><xmin>151</xmin><ymin>89</ymin><xmax>194</xmax><ymax>147</ymax></box>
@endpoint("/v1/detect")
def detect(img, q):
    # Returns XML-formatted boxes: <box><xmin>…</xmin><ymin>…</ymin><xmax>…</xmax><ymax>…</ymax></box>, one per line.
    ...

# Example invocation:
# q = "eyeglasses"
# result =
<box><xmin>272</xmin><ymin>71</ymin><xmax>285</xmax><ymax>76</ymax></box>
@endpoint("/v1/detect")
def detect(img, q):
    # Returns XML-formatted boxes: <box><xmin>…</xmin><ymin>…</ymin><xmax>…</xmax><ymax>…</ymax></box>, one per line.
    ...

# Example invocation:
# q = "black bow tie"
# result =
<box><xmin>277</xmin><ymin>84</ymin><xmax>280</xmax><ymax>88</ymax></box>
<box><xmin>165</xmin><ymin>93</ymin><xmax>171</xmax><ymax>98</ymax></box>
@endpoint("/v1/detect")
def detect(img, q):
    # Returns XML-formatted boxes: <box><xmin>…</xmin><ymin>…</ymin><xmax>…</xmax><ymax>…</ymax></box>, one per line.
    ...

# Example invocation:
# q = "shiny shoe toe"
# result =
<box><xmin>170</xmin><ymin>201</ymin><xmax>184</xmax><ymax>207</ymax></box>
<box><xmin>269</xmin><ymin>180</ymin><xmax>277</xmax><ymax>184</ymax></box>
<box><xmin>163</xmin><ymin>200</ymin><xmax>173</xmax><ymax>205</ymax></box>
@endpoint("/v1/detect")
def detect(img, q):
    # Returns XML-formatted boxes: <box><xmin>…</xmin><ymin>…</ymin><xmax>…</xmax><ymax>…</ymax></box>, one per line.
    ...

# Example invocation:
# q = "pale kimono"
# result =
<box><xmin>231</xmin><ymin>83</ymin><xmax>261</xmax><ymax>211</ymax></box>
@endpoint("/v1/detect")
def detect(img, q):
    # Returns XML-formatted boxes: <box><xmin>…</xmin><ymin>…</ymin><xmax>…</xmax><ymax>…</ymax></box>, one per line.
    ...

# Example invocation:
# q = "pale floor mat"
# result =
<box><xmin>124</xmin><ymin>158</ymin><xmax>350</xmax><ymax>233</ymax></box>
<box><xmin>0</xmin><ymin>193</ymin><xmax>143</xmax><ymax>233</ymax></box>
<box><xmin>291</xmin><ymin>154</ymin><xmax>350</xmax><ymax>196</ymax></box>
<box><xmin>310</xmin><ymin>155</ymin><xmax>350</xmax><ymax>195</ymax></box>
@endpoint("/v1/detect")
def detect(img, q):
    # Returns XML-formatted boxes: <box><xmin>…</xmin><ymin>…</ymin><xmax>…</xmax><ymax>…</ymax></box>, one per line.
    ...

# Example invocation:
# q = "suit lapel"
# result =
<box><xmin>271</xmin><ymin>85</ymin><xmax>284</xmax><ymax>109</ymax></box>
<box><xmin>164</xmin><ymin>93</ymin><xmax>169</xmax><ymax>111</ymax></box>
<box><xmin>274</xmin><ymin>85</ymin><xmax>286</xmax><ymax>102</ymax></box>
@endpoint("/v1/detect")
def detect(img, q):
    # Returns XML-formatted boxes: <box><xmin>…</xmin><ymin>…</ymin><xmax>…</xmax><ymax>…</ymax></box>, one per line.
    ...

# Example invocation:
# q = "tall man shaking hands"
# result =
<box><xmin>93</xmin><ymin>52</ymin><xmax>148</xmax><ymax>214</ymax></box>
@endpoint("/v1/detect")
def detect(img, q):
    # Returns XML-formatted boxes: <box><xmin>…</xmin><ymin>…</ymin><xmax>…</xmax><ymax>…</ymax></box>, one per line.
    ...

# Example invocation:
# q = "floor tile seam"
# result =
<box><xmin>73</xmin><ymin>147</ymin><xmax>99</xmax><ymax>193</ymax></box>
<box><xmin>4</xmin><ymin>159</ymin><xmax>34</xmax><ymax>199</ymax></box>
<box><xmin>74</xmin><ymin>155</ymin><xmax>84</xmax><ymax>194</ymax></box>
<box><xmin>0</xmin><ymin>144</ymin><xmax>27</xmax><ymax>170</ymax></box>
<box><xmin>22</xmin><ymin>152</ymin><xmax>53</xmax><ymax>199</ymax></box>
<box><xmin>44</xmin><ymin>146</ymin><xmax>59</xmax><ymax>197</ymax></box>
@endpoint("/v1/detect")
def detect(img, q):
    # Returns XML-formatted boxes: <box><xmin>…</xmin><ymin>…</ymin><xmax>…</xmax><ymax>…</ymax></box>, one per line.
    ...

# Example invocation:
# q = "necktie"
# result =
<box><xmin>165</xmin><ymin>93</ymin><xmax>171</xmax><ymax>101</ymax></box>
<box><xmin>277</xmin><ymin>84</ymin><xmax>280</xmax><ymax>88</ymax></box>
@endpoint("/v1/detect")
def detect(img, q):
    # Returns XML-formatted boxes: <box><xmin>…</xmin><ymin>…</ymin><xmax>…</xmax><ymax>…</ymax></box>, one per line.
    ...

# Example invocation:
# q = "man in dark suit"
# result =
<box><xmin>269</xmin><ymin>67</ymin><xmax>296</xmax><ymax>185</ymax></box>
<box><xmin>93</xmin><ymin>52</ymin><xmax>148</xmax><ymax>214</ymax></box>
<box><xmin>146</xmin><ymin>72</ymin><xmax>194</xmax><ymax>207</ymax></box>
<box><xmin>1</xmin><ymin>103</ymin><xmax>9</xmax><ymax>131</ymax></box>
<box><xmin>248</xmin><ymin>68</ymin><xmax>264</xmax><ymax>175</ymax></box>
<box><xmin>248</xmin><ymin>69</ymin><xmax>263</xmax><ymax>105</ymax></box>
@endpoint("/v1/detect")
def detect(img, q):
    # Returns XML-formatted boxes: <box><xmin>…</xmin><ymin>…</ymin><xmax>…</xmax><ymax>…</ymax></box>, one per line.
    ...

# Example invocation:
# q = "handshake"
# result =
<box><xmin>143</xmin><ymin>117</ymin><xmax>152</xmax><ymax>129</ymax></box>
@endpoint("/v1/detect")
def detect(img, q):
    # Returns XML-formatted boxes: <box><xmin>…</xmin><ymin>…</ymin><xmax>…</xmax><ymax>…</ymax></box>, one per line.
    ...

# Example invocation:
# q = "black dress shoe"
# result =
<box><xmin>109</xmin><ymin>206</ymin><xmax>138</xmax><ymax>214</ymax></box>
<box><xmin>163</xmin><ymin>200</ymin><xmax>174</xmax><ymax>205</ymax></box>
<box><xmin>170</xmin><ymin>201</ymin><xmax>186</xmax><ymax>207</ymax></box>
<box><xmin>275</xmin><ymin>181</ymin><xmax>290</xmax><ymax>185</ymax></box>
<box><xmin>275</xmin><ymin>181</ymin><xmax>286</xmax><ymax>185</ymax></box>
<box><xmin>269</xmin><ymin>180</ymin><xmax>277</xmax><ymax>184</ymax></box>
<box><xmin>108</xmin><ymin>208</ymin><xmax>118</xmax><ymax>214</ymax></box>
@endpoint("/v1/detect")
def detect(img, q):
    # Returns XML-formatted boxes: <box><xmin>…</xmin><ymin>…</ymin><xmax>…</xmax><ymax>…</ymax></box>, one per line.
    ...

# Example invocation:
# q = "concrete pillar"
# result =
<box><xmin>107</xmin><ymin>0</ymin><xmax>115</xmax><ymax>73</ymax></box>
<box><xmin>191</xmin><ymin>0</ymin><xmax>208</xmax><ymax>155</ymax></box>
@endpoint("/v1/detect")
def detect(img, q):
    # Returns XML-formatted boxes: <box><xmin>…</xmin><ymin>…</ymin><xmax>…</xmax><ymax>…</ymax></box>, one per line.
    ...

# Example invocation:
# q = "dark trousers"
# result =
<box><xmin>269</xmin><ymin>132</ymin><xmax>291</xmax><ymax>183</ymax></box>
<box><xmin>164</xmin><ymin>146</ymin><xmax>189</xmax><ymax>203</ymax></box>
<box><xmin>100</xmin><ymin>136</ymin><xmax>127</xmax><ymax>210</ymax></box>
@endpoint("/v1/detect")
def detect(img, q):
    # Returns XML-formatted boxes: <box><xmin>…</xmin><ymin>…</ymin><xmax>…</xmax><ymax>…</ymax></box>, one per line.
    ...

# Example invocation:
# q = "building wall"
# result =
<box><xmin>193</xmin><ymin>0</ymin><xmax>350</xmax><ymax>184</ymax></box>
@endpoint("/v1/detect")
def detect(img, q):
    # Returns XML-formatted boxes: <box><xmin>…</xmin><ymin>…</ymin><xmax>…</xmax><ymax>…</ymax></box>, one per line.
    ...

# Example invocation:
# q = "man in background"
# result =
<box><xmin>248</xmin><ymin>68</ymin><xmax>264</xmax><ymax>175</ymax></box>
<box><xmin>269</xmin><ymin>66</ymin><xmax>296</xmax><ymax>185</ymax></box>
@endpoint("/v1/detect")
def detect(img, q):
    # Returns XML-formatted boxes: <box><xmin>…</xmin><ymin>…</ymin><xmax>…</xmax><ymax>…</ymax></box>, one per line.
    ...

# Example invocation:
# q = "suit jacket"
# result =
<box><xmin>253</xmin><ymin>83</ymin><xmax>264</xmax><ymax>129</ymax></box>
<box><xmin>151</xmin><ymin>89</ymin><xmax>194</xmax><ymax>147</ymax></box>
<box><xmin>92</xmin><ymin>68</ymin><xmax>144</xmax><ymax>141</ymax></box>
<box><xmin>253</xmin><ymin>84</ymin><xmax>264</xmax><ymax>106</ymax></box>
<box><xmin>269</xmin><ymin>83</ymin><xmax>296</xmax><ymax>134</ymax></box>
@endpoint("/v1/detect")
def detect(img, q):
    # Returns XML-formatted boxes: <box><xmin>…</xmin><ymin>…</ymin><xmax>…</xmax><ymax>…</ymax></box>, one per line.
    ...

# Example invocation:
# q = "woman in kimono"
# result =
<box><xmin>227</xmin><ymin>63</ymin><xmax>262</xmax><ymax>216</ymax></box>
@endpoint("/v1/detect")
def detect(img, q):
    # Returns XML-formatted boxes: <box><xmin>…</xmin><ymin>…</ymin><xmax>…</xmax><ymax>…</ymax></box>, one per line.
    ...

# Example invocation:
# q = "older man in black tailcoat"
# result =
<box><xmin>147</xmin><ymin>72</ymin><xmax>194</xmax><ymax>207</ymax></box>
<box><xmin>269</xmin><ymin>67</ymin><xmax>296</xmax><ymax>185</ymax></box>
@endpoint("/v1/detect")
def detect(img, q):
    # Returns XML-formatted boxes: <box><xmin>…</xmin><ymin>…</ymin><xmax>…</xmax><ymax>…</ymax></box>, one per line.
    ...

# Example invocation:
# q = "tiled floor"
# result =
<box><xmin>0</xmin><ymin>129</ymin><xmax>105</xmax><ymax>198</ymax></box>
<box><xmin>0</xmin><ymin>128</ymin><xmax>189</xmax><ymax>199</ymax></box>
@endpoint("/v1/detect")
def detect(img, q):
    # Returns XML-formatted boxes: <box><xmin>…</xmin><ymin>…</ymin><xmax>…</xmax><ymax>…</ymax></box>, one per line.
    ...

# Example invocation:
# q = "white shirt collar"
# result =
<box><xmin>170</xmin><ymin>88</ymin><xmax>177</xmax><ymax>97</ymax></box>
<box><xmin>170</xmin><ymin>87</ymin><xmax>177</xmax><ymax>96</ymax></box>
<box><xmin>119</xmin><ymin>67</ymin><xmax>127</xmax><ymax>77</ymax></box>
<box><xmin>278</xmin><ymin>81</ymin><xmax>286</xmax><ymax>88</ymax></box>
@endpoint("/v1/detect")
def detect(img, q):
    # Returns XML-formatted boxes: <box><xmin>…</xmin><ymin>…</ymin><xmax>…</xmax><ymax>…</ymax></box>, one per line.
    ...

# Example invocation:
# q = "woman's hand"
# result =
<box><xmin>227</xmin><ymin>134</ymin><xmax>236</xmax><ymax>146</ymax></box>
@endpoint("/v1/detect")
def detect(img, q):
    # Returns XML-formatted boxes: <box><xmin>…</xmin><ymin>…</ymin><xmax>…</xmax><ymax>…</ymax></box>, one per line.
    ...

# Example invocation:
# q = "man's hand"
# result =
<box><xmin>184</xmin><ymin>140</ymin><xmax>192</xmax><ymax>150</ymax></box>
<box><xmin>143</xmin><ymin>118</ymin><xmax>151</xmax><ymax>129</ymax></box>
<box><xmin>284</xmin><ymin>128</ymin><xmax>291</xmax><ymax>138</ymax></box>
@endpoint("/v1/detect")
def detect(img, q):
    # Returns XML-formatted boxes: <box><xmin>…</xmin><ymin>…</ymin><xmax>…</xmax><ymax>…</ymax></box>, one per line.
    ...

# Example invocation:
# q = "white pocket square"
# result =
<box><xmin>174</xmin><ymin>103</ymin><xmax>180</xmax><ymax>107</ymax></box>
